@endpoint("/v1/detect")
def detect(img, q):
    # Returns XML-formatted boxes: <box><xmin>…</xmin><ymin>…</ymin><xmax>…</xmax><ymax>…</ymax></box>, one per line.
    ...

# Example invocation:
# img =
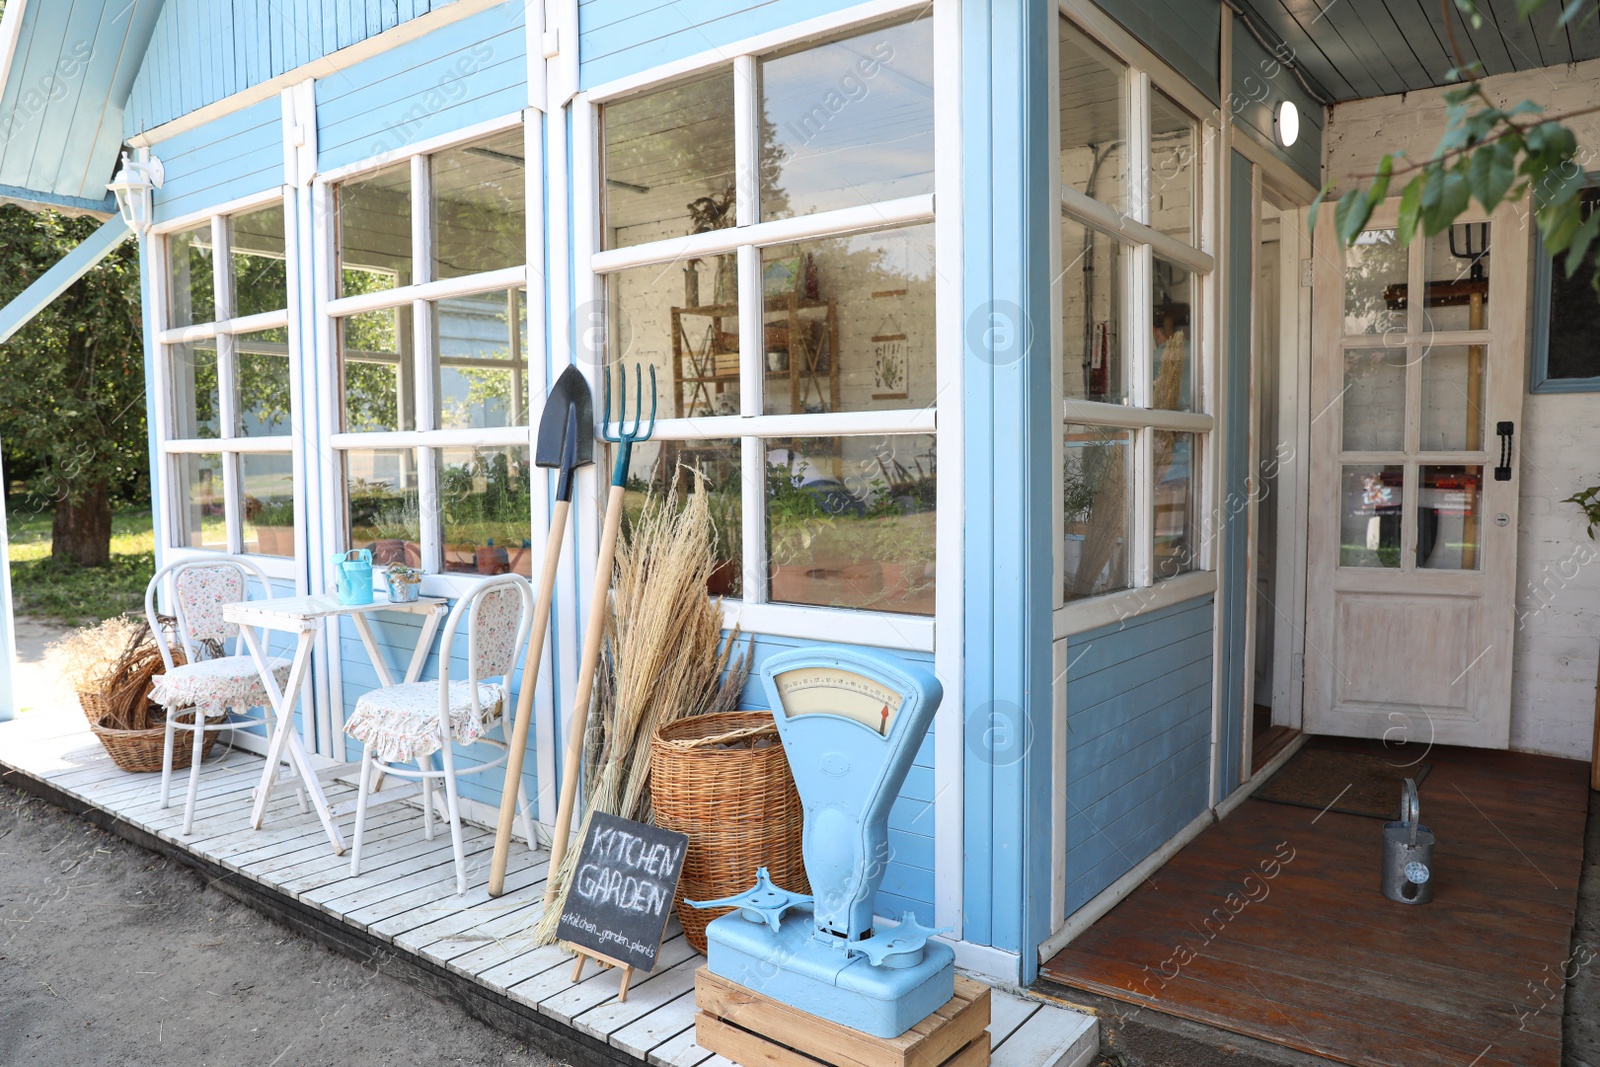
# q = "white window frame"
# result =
<box><xmin>578</xmin><ymin>3</ymin><xmax>955</xmax><ymax>655</ymax></box>
<box><xmin>1052</xmin><ymin>7</ymin><xmax>1221</xmax><ymax>639</ymax></box>
<box><xmin>150</xmin><ymin>187</ymin><xmax>302</xmax><ymax>583</ymax></box>
<box><xmin>313</xmin><ymin>111</ymin><xmax>535</xmax><ymax>600</ymax></box>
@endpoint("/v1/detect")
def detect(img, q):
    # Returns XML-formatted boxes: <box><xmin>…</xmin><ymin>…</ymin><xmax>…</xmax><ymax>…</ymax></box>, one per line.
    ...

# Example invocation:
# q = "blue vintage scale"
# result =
<box><xmin>689</xmin><ymin>646</ymin><xmax>954</xmax><ymax>1038</ymax></box>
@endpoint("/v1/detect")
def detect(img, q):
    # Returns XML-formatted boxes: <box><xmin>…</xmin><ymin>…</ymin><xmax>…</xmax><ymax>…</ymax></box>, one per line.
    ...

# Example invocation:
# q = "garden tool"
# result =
<box><xmin>487</xmin><ymin>365</ymin><xmax>594</xmax><ymax>897</ymax></box>
<box><xmin>330</xmin><ymin>549</ymin><xmax>374</xmax><ymax>606</ymax></box>
<box><xmin>542</xmin><ymin>362</ymin><xmax>656</xmax><ymax>911</ymax></box>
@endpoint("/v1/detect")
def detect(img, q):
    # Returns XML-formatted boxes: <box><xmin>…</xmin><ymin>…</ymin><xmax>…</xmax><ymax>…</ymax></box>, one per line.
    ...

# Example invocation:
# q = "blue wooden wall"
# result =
<box><xmin>1215</xmin><ymin>148</ymin><xmax>1253</xmax><ymax>801</ymax></box>
<box><xmin>125</xmin><ymin>0</ymin><xmax>461</xmax><ymax>136</ymax></box>
<box><xmin>151</xmin><ymin>96</ymin><xmax>284</xmax><ymax>225</ymax></box>
<box><xmin>315</xmin><ymin>1</ymin><xmax>527</xmax><ymax>173</ymax></box>
<box><xmin>1231</xmin><ymin>26</ymin><xmax>1322</xmax><ymax>188</ymax></box>
<box><xmin>576</xmin><ymin>0</ymin><xmax>869</xmax><ymax>89</ymax></box>
<box><xmin>1090</xmin><ymin>0</ymin><xmax>1220</xmax><ymax>103</ymax></box>
<box><xmin>1061</xmin><ymin>596</ymin><xmax>1214</xmax><ymax>916</ymax></box>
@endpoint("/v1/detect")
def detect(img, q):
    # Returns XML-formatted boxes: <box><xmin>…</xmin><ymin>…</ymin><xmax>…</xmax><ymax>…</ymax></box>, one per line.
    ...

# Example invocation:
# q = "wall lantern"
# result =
<box><xmin>106</xmin><ymin>152</ymin><xmax>165</xmax><ymax>234</ymax></box>
<box><xmin>1275</xmin><ymin>100</ymin><xmax>1300</xmax><ymax>148</ymax></box>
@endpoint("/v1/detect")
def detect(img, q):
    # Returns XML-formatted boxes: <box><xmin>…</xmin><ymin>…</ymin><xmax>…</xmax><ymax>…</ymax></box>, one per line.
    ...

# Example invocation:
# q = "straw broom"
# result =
<box><xmin>530</xmin><ymin>471</ymin><xmax>749</xmax><ymax>946</ymax></box>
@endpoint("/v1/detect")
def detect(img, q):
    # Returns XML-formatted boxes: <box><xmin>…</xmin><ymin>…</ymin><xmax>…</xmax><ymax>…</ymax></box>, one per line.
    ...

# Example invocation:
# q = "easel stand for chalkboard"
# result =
<box><xmin>695</xmin><ymin>969</ymin><xmax>991</xmax><ymax>1067</ymax></box>
<box><xmin>570</xmin><ymin>944</ymin><xmax>636</xmax><ymax>1002</ymax></box>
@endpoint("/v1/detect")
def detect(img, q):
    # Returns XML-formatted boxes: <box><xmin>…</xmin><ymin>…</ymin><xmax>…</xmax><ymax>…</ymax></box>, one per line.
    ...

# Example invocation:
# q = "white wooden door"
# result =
<box><xmin>1304</xmin><ymin>201</ymin><xmax>1527</xmax><ymax>749</ymax></box>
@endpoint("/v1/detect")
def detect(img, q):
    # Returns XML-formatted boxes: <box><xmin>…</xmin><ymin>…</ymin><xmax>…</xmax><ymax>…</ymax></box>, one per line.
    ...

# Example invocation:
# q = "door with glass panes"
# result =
<box><xmin>1304</xmin><ymin>201</ymin><xmax>1527</xmax><ymax>749</ymax></box>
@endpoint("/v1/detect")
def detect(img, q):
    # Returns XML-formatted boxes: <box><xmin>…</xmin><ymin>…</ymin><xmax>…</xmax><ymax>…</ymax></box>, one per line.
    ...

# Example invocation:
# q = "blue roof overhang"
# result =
<box><xmin>0</xmin><ymin>0</ymin><xmax>164</xmax><ymax>210</ymax></box>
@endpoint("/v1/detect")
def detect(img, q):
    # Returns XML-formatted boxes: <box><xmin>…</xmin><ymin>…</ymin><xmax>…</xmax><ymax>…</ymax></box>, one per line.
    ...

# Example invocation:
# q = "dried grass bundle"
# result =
<box><xmin>98</xmin><ymin>619</ymin><xmax>185</xmax><ymax>730</ymax></box>
<box><xmin>531</xmin><ymin>471</ymin><xmax>750</xmax><ymax>945</ymax></box>
<box><xmin>45</xmin><ymin>615</ymin><xmax>144</xmax><ymax>693</ymax></box>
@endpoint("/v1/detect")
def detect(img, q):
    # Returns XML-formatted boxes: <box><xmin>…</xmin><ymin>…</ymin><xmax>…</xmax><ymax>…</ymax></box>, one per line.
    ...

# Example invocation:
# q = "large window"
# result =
<box><xmin>1531</xmin><ymin>185</ymin><xmax>1600</xmax><ymax>393</ymax></box>
<box><xmin>594</xmin><ymin>14</ymin><xmax>939</xmax><ymax>619</ymax></box>
<box><xmin>1056</xmin><ymin>18</ymin><xmax>1213</xmax><ymax>605</ymax></box>
<box><xmin>160</xmin><ymin>200</ymin><xmax>296</xmax><ymax>561</ymax></box>
<box><xmin>329</xmin><ymin>125</ymin><xmax>532</xmax><ymax>579</ymax></box>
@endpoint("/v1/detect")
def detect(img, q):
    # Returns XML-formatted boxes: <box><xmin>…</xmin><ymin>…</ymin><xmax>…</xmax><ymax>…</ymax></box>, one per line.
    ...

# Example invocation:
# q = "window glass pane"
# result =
<box><xmin>1149</xmin><ymin>90</ymin><xmax>1197</xmax><ymax>245</ymax></box>
<box><xmin>1152</xmin><ymin>257</ymin><xmax>1195</xmax><ymax>411</ymax></box>
<box><xmin>616</xmin><ymin>439</ymin><xmax>744</xmax><ymax>598</ymax></box>
<box><xmin>168</xmin><ymin>223</ymin><xmax>215</xmax><ymax>327</ymax></box>
<box><xmin>1343</xmin><ymin>228</ymin><xmax>1406</xmax><ymax>336</ymax></box>
<box><xmin>439</xmin><ymin>446</ymin><xmax>532</xmax><ymax>577</ymax></box>
<box><xmin>176</xmin><ymin>453</ymin><xmax>226</xmax><ymax>551</ymax></box>
<box><xmin>1060</xmin><ymin>215</ymin><xmax>1125</xmax><ymax>404</ymax></box>
<box><xmin>1421</xmin><ymin>222</ymin><xmax>1490</xmax><ymax>334</ymax></box>
<box><xmin>603</xmin><ymin>69</ymin><xmax>736</xmax><ymax>251</ymax></box>
<box><xmin>759</xmin><ymin>17</ymin><xmax>934</xmax><ymax>220</ymax></box>
<box><xmin>1545</xmin><ymin>189</ymin><xmax>1600</xmax><ymax>382</ymax></box>
<box><xmin>346</xmin><ymin>448</ymin><xmax>421</xmax><ymax>562</ymax></box>
<box><xmin>1342</xmin><ymin>345</ymin><xmax>1406</xmax><ymax>451</ymax></box>
<box><xmin>1058</xmin><ymin>20</ymin><xmax>1127</xmax><ymax>214</ymax></box>
<box><xmin>760</xmin><ymin>224</ymin><xmax>934</xmax><ymax>416</ymax></box>
<box><xmin>1419</xmin><ymin>344</ymin><xmax>1485</xmax><ymax>452</ymax></box>
<box><xmin>432</xmin><ymin>128</ymin><xmax>526</xmax><ymax>280</ymax></box>
<box><xmin>230</xmin><ymin>202</ymin><xmax>287</xmax><ymax>316</ymax></box>
<box><xmin>240</xmin><ymin>453</ymin><xmax>295</xmax><ymax>558</ymax></box>
<box><xmin>1418</xmin><ymin>465</ymin><xmax>1483</xmax><ymax>570</ymax></box>
<box><xmin>337</xmin><ymin>162</ymin><xmax>411</xmax><ymax>296</ymax></box>
<box><xmin>435</xmin><ymin>289</ymin><xmax>529</xmax><ymax>430</ymax></box>
<box><xmin>340</xmin><ymin>308</ymin><xmax>414</xmax><ymax>432</ymax></box>
<box><xmin>1339</xmin><ymin>464</ymin><xmax>1403</xmax><ymax>568</ymax></box>
<box><xmin>237</xmin><ymin>329</ymin><xmax>292</xmax><ymax>436</ymax></box>
<box><xmin>1152</xmin><ymin>430</ymin><xmax>1198</xmax><ymax>580</ymax></box>
<box><xmin>766</xmin><ymin>433</ymin><xmax>936</xmax><ymax>615</ymax></box>
<box><xmin>169</xmin><ymin>342</ymin><xmax>220</xmax><ymax>439</ymax></box>
<box><xmin>1063</xmin><ymin>424</ymin><xmax>1131</xmax><ymax>599</ymax></box>
<box><xmin>608</xmin><ymin>259</ymin><xmax>735</xmax><ymax>419</ymax></box>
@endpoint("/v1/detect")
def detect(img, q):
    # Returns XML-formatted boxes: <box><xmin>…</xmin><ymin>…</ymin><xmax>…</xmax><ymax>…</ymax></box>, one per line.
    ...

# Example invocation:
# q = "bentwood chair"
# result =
<box><xmin>343</xmin><ymin>574</ymin><xmax>536</xmax><ymax>894</ymax></box>
<box><xmin>145</xmin><ymin>557</ymin><xmax>294</xmax><ymax>835</ymax></box>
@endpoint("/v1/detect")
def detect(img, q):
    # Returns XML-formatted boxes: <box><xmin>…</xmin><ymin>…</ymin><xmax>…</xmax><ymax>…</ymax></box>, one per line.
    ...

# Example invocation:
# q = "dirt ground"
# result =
<box><xmin>0</xmin><ymin>785</ymin><xmax>561</xmax><ymax>1067</ymax></box>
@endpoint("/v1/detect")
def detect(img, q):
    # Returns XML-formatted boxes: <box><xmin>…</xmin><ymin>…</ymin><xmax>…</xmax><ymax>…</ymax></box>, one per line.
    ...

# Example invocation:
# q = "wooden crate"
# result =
<box><xmin>694</xmin><ymin>968</ymin><xmax>990</xmax><ymax>1067</ymax></box>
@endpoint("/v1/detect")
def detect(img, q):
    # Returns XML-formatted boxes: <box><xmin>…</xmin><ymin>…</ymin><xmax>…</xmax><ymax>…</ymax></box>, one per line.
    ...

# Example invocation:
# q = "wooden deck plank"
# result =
<box><xmin>989</xmin><ymin>998</ymin><xmax>1096</xmax><ymax>1067</ymax></box>
<box><xmin>574</xmin><ymin>956</ymin><xmax>703</xmax><ymax>1041</ymax></box>
<box><xmin>985</xmin><ymin>991</ymin><xmax>1039</xmax><ymax>1048</ymax></box>
<box><xmin>541</xmin><ymin>935</ymin><xmax>699</xmax><ymax>1025</ymax></box>
<box><xmin>1044</xmin><ymin>742</ymin><xmax>1586</xmax><ymax>1067</ymax></box>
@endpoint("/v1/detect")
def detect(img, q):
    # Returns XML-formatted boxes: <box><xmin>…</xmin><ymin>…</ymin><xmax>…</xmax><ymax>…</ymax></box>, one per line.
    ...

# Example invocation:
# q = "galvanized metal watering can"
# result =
<box><xmin>1381</xmin><ymin>778</ymin><xmax>1434</xmax><ymax>904</ymax></box>
<box><xmin>329</xmin><ymin>549</ymin><xmax>374</xmax><ymax>606</ymax></box>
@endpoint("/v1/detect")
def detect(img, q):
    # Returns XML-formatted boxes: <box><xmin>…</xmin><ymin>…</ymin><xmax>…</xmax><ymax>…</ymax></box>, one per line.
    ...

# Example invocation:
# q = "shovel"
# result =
<box><xmin>543</xmin><ymin>362</ymin><xmax>655</xmax><ymax>912</ymax></box>
<box><xmin>487</xmin><ymin>365</ymin><xmax>593</xmax><ymax>898</ymax></box>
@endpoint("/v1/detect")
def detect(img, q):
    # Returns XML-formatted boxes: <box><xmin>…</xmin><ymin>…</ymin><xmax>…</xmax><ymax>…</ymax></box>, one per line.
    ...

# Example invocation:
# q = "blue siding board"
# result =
<box><xmin>1062</xmin><ymin>594</ymin><xmax>1215</xmax><ymax>919</ymax></box>
<box><xmin>1089</xmin><ymin>0</ymin><xmax>1221</xmax><ymax>102</ymax></box>
<box><xmin>152</xmin><ymin>97</ymin><xmax>282</xmax><ymax>224</ymax></box>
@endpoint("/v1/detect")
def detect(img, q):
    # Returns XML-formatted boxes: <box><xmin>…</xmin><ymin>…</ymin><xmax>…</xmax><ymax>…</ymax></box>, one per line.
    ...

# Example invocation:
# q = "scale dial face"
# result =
<box><xmin>772</xmin><ymin>666</ymin><xmax>906</xmax><ymax>736</ymax></box>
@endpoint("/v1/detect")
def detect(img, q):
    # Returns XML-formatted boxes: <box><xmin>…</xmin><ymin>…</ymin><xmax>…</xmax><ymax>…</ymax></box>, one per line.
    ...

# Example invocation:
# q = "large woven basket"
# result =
<box><xmin>91</xmin><ymin>711</ymin><xmax>220</xmax><ymax>774</ymax></box>
<box><xmin>76</xmin><ymin>689</ymin><xmax>112</xmax><ymax>724</ymax></box>
<box><xmin>651</xmin><ymin>711</ymin><xmax>809</xmax><ymax>954</ymax></box>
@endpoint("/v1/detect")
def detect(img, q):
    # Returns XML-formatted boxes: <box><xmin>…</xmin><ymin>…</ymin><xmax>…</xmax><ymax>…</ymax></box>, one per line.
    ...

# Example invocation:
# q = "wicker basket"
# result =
<box><xmin>91</xmin><ymin>711</ymin><xmax>221</xmax><ymax>774</ymax></box>
<box><xmin>76</xmin><ymin>689</ymin><xmax>111</xmax><ymax>725</ymax></box>
<box><xmin>650</xmin><ymin>711</ymin><xmax>809</xmax><ymax>954</ymax></box>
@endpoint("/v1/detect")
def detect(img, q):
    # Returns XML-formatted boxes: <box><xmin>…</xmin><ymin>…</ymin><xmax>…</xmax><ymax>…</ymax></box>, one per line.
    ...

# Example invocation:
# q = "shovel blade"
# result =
<box><xmin>536</xmin><ymin>366</ymin><xmax>596</xmax><ymax>470</ymax></box>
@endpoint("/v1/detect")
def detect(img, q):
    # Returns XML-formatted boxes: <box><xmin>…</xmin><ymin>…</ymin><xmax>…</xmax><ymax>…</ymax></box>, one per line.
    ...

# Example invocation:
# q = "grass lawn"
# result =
<box><xmin>7</xmin><ymin>507</ymin><xmax>157</xmax><ymax>626</ymax></box>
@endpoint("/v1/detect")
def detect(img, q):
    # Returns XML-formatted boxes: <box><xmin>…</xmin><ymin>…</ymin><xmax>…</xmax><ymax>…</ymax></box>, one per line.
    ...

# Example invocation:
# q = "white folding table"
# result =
<box><xmin>224</xmin><ymin>592</ymin><xmax>449</xmax><ymax>855</ymax></box>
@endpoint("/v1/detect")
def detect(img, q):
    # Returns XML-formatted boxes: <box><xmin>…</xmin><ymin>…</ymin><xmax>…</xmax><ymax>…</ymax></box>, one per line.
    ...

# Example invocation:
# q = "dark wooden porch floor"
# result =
<box><xmin>1041</xmin><ymin>738</ymin><xmax>1591</xmax><ymax>1067</ymax></box>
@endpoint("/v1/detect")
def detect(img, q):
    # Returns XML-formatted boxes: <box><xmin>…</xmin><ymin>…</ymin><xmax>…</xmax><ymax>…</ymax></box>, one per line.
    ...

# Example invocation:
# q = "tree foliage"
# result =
<box><xmin>1313</xmin><ymin>0</ymin><xmax>1600</xmax><ymax>293</ymax></box>
<box><xmin>0</xmin><ymin>205</ymin><xmax>147</xmax><ymax>563</ymax></box>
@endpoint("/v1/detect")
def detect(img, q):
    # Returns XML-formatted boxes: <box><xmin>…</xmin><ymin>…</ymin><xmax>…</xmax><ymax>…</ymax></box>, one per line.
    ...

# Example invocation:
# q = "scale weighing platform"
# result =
<box><xmin>689</xmin><ymin>645</ymin><xmax>953</xmax><ymax>1038</ymax></box>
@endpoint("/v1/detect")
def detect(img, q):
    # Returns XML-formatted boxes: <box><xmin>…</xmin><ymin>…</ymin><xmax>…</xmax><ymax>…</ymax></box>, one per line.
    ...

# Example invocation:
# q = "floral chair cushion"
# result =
<box><xmin>471</xmin><ymin>586</ymin><xmax>522</xmax><ymax>680</ymax></box>
<box><xmin>151</xmin><ymin>655</ymin><xmax>291</xmax><ymax>719</ymax></box>
<box><xmin>344</xmin><ymin>680</ymin><xmax>506</xmax><ymax>764</ymax></box>
<box><xmin>175</xmin><ymin>565</ymin><xmax>245</xmax><ymax>648</ymax></box>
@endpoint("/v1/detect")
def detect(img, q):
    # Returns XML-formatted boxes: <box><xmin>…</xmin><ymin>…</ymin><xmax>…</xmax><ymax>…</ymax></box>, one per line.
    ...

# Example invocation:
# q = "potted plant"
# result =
<box><xmin>247</xmin><ymin>496</ymin><xmax>295</xmax><ymax>556</ymax></box>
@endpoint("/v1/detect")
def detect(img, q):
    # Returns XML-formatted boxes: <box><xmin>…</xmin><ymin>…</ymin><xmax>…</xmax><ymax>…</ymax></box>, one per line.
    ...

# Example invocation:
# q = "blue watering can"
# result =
<box><xmin>330</xmin><ymin>549</ymin><xmax>374</xmax><ymax>605</ymax></box>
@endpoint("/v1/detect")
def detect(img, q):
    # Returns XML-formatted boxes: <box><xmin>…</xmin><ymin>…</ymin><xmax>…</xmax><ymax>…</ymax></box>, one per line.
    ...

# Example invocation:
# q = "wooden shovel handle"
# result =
<box><xmin>488</xmin><ymin>499</ymin><xmax>570</xmax><ymax>897</ymax></box>
<box><xmin>544</xmin><ymin>483</ymin><xmax>627</xmax><ymax>911</ymax></box>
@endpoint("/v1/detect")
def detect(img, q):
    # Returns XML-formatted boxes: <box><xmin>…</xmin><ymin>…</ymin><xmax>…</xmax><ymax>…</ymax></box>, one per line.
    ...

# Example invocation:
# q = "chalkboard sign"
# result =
<box><xmin>557</xmin><ymin>812</ymin><xmax>689</xmax><ymax>974</ymax></box>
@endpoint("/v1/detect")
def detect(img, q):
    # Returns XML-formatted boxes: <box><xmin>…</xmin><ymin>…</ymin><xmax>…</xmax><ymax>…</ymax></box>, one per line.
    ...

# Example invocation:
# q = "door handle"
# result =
<box><xmin>1494</xmin><ymin>421</ymin><xmax>1514</xmax><ymax>481</ymax></box>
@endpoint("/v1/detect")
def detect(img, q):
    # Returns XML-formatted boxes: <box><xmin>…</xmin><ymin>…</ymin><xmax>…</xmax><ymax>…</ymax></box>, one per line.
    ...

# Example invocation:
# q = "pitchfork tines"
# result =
<box><xmin>602</xmin><ymin>361</ymin><xmax>657</xmax><ymax>485</ymax></box>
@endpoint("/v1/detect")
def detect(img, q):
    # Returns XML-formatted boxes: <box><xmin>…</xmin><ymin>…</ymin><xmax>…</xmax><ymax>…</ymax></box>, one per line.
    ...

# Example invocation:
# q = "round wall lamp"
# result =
<box><xmin>1275</xmin><ymin>100</ymin><xmax>1300</xmax><ymax>148</ymax></box>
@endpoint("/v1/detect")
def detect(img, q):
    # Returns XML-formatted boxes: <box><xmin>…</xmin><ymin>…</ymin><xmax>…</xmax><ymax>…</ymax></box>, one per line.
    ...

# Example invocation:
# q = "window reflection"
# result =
<box><xmin>230</xmin><ymin>202</ymin><xmax>288</xmax><ymax>316</ymax></box>
<box><xmin>1152</xmin><ymin>430</ymin><xmax>1198</xmax><ymax>579</ymax></box>
<box><xmin>1152</xmin><ymin>257</ymin><xmax>1194</xmax><ymax>411</ymax></box>
<box><xmin>431</xmin><ymin>128</ymin><xmax>526</xmax><ymax>279</ymax></box>
<box><xmin>346</xmin><ymin>448</ymin><xmax>421</xmax><ymax>564</ymax></box>
<box><xmin>1339</xmin><ymin>465</ymin><xmax>1403</xmax><ymax>568</ymax></box>
<box><xmin>439</xmin><ymin>446</ymin><xmax>532</xmax><ymax>576</ymax></box>
<box><xmin>337</xmin><ymin>163</ymin><xmax>411</xmax><ymax>296</ymax></box>
<box><xmin>168</xmin><ymin>223</ymin><xmax>215</xmax><ymax>327</ymax></box>
<box><xmin>1418</xmin><ymin>465</ymin><xmax>1482</xmax><ymax>570</ymax></box>
<box><xmin>177</xmin><ymin>453</ymin><xmax>227</xmax><ymax>551</ymax></box>
<box><xmin>241</xmin><ymin>453</ymin><xmax>295</xmax><ymax>558</ymax></box>
<box><xmin>1058</xmin><ymin>21</ymin><xmax>1127</xmax><ymax>214</ymax></box>
<box><xmin>170</xmin><ymin>342</ymin><xmax>221</xmax><ymax>439</ymax></box>
<box><xmin>237</xmin><ymin>329</ymin><xmax>292</xmax><ymax>436</ymax></box>
<box><xmin>1063</xmin><ymin>424</ymin><xmax>1131</xmax><ymax>599</ymax></box>
<box><xmin>616</xmin><ymin>439</ymin><xmax>745</xmax><ymax>598</ymax></box>
<box><xmin>435</xmin><ymin>289</ymin><xmax>529</xmax><ymax>429</ymax></box>
<box><xmin>340</xmin><ymin>308</ymin><xmax>413</xmax><ymax>432</ymax></box>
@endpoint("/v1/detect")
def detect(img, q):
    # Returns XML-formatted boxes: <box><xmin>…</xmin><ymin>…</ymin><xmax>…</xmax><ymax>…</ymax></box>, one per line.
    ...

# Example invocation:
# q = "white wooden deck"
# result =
<box><xmin>0</xmin><ymin>708</ymin><xmax>1098</xmax><ymax>1067</ymax></box>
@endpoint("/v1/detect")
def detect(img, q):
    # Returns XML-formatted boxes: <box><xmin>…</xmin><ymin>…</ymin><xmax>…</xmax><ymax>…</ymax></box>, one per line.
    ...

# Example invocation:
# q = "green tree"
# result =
<box><xmin>0</xmin><ymin>205</ymin><xmax>147</xmax><ymax>565</ymax></box>
<box><xmin>1317</xmin><ymin>0</ymin><xmax>1600</xmax><ymax>291</ymax></box>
